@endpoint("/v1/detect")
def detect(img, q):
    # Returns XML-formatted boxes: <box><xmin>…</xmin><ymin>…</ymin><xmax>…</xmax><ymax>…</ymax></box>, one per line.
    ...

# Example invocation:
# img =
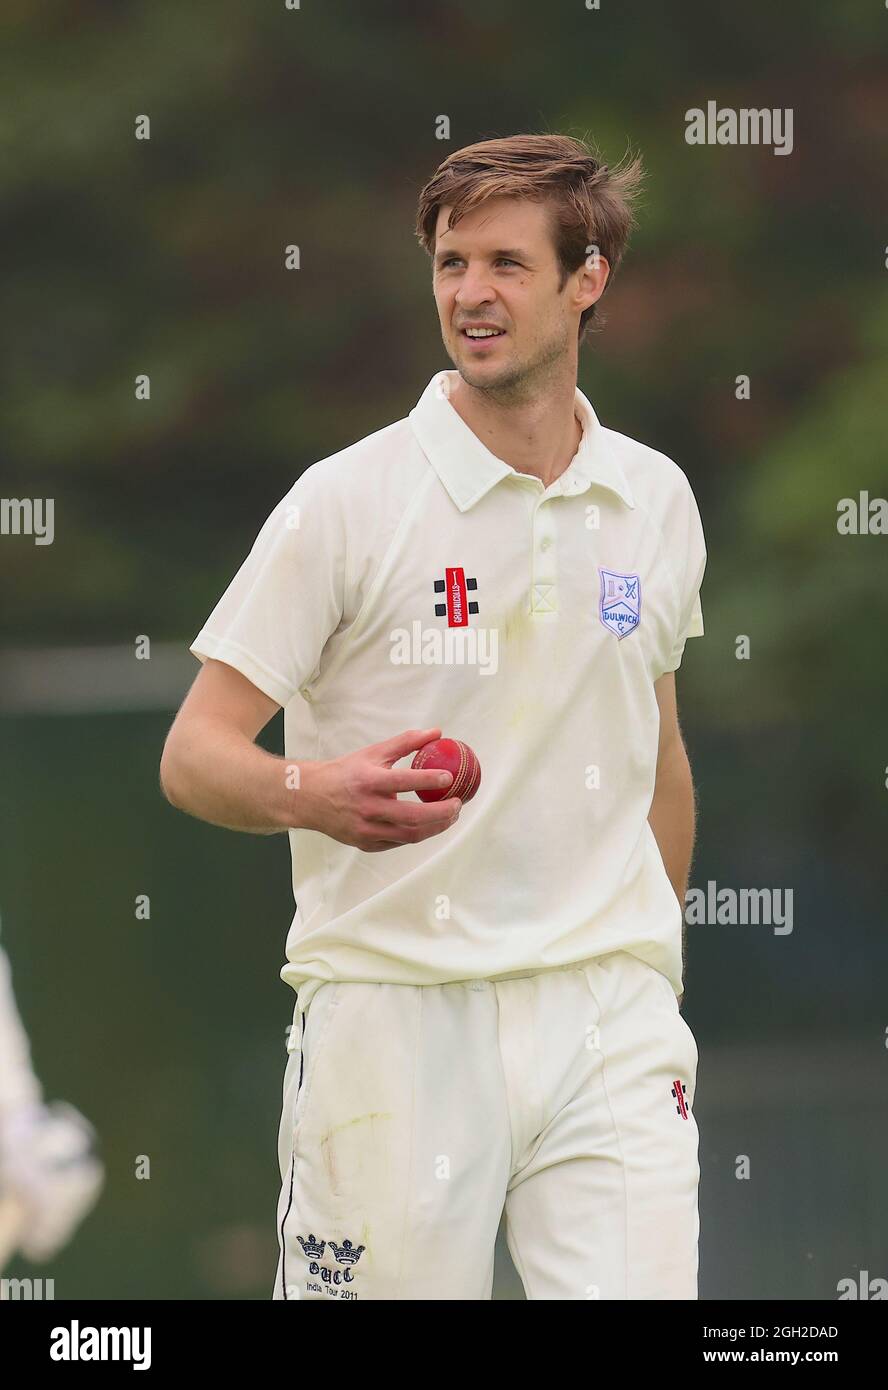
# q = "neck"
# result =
<box><xmin>446</xmin><ymin>371</ymin><xmax>584</xmax><ymax>489</ymax></box>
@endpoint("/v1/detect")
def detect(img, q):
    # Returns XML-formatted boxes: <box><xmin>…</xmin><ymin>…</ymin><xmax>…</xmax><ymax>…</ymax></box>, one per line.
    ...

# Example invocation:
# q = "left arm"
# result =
<box><xmin>648</xmin><ymin>672</ymin><xmax>697</xmax><ymax>992</ymax></box>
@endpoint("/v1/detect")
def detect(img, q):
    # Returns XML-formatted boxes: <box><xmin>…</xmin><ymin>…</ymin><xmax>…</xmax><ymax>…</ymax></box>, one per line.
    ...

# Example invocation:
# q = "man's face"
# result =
<box><xmin>431</xmin><ymin>196</ymin><xmax>603</xmax><ymax>394</ymax></box>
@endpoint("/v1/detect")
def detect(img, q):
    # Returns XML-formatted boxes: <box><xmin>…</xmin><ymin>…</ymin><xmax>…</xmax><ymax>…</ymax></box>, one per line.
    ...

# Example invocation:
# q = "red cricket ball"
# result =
<box><xmin>411</xmin><ymin>737</ymin><xmax>481</xmax><ymax>804</ymax></box>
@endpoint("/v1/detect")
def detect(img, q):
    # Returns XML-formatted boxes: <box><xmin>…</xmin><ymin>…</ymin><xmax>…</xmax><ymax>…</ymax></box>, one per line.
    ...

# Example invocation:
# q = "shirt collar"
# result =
<box><xmin>408</xmin><ymin>370</ymin><xmax>635</xmax><ymax>512</ymax></box>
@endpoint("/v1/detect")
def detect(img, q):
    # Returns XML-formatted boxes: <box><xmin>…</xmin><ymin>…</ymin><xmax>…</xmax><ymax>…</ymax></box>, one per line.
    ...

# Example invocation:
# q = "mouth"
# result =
<box><xmin>460</xmin><ymin>327</ymin><xmax>506</xmax><ymax>347</ymax></box>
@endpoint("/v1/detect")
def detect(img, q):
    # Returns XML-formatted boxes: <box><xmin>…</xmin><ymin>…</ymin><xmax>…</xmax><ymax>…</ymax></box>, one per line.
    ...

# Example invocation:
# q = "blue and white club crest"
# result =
<box><xmin>599</xmin><ymin>568</ymin><xmax>641</xmax><ymax>638</ymax></box>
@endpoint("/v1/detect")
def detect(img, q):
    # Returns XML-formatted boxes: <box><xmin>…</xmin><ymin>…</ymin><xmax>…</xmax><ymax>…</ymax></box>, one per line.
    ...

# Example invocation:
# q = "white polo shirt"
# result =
<box><xmin>191</xmin><ymin>370</ymin><xmax>706</xmax><ymax>1010</ymax></box>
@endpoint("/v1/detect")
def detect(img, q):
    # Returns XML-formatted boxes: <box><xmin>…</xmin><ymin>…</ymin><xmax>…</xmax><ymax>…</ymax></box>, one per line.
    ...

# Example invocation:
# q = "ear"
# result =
<box><xmin>574</xmin><ymin>253</ymin><xmax>610</xmax><ymax>316</ymax></box>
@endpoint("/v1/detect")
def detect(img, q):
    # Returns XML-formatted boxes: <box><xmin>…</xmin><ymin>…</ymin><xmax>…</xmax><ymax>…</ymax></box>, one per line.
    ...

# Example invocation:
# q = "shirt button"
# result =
<box><xmin>540</xmin><ymin>536</ymin><xmax>552</xmax><ymax>551</ymax></box>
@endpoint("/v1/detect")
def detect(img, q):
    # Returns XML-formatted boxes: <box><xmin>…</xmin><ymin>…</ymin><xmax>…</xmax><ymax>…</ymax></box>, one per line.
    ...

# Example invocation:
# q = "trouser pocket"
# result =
<box><xmin>581</xmin><ymin>951</ymin><xmax>699</xmax><ymax>1104</ymax></box>
<box><xmin>276</xmin><ymin>984</ymin><xmax>342</xmax><ymax>1301</ymax></box>
<box><xmin>282</xmin><ymin>983</ymin><xmax>342</xmax><ymax>1151</ymax></box>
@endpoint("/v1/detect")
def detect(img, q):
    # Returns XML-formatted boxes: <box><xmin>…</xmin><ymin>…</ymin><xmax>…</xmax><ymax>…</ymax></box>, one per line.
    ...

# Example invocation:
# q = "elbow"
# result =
<box><xmin>159</xmin><ymin>735</ymin><xmax>185</xmax><ymax>810</ymax></box>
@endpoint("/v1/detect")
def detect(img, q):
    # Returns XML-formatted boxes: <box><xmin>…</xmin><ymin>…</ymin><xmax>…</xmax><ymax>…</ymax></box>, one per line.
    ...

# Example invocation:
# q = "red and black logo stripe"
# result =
<box><xmin>672</xmin><ymin>1079</ymin><xmax>689</xmax><ymax>1119</ymax></box>
<box><xmin>434</xmin><ymin>567</ymin><xmax>478</xmax><ymax>626</ymax></box>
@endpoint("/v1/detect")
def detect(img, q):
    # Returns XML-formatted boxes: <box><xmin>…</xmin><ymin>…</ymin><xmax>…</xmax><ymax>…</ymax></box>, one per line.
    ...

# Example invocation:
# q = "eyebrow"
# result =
<box><xmin>433</xmin><ymin>247</ymin><xmax>531</xmax><ymax>267</ymax></box>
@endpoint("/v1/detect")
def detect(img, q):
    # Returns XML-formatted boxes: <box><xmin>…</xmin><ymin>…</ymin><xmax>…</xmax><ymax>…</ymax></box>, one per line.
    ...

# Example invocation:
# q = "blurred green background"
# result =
<box><xmin>1</xmin><ymin>0</ymin><xmax>887</xmax><ymax>1299</ymax></box>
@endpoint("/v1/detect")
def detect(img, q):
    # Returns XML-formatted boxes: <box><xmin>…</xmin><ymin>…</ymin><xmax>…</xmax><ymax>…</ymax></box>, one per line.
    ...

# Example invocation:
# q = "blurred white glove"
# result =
<box><xmin>0</xmin><ymin>1100</ymin><xmax>104</xmax><ymax>1262</ymax></box>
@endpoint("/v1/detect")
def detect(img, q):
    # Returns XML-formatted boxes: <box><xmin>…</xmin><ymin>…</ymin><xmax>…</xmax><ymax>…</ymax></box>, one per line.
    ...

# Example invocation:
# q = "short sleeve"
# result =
<box><xmin>190</xmin><ymin>464</ymin><xmax>345</xmax><ymax>707</ymax></box>
<box><xmin>661</xmin><ymin>480</ymin><xmax>706</xmax><ymax>674</ymax></box>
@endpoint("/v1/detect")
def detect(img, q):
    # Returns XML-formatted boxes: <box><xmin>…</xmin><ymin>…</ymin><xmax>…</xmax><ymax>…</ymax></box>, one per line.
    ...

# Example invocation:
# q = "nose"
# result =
<box><xmin>454</xmin><ymin>267</ymin><xmax>496</xmax><ymax>310</ymax></box>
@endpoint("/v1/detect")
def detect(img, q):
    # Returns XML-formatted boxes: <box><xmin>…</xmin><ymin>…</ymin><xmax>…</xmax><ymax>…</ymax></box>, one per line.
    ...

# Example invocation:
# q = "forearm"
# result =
<box><xmin>648</xmin><ymin>741</ymin><xmax>696</xmax><ymax>911</ymax></box>
<box><xmin>160</xmin><ymin>716</ymin><xmax>310</xmax><ymax>834</ymax></box>
<box><xmin>649</xmin><ymin>744</ymin><xmax>696</xmax><ymax>1002</ymax></box>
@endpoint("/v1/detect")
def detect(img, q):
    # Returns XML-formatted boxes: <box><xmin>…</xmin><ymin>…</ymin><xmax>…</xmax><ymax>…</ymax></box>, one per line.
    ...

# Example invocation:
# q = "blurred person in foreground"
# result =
<box><xmin>0</xmin><ymin>923</ymin><xmax>104</xmax><ymax>1288</ymax></box>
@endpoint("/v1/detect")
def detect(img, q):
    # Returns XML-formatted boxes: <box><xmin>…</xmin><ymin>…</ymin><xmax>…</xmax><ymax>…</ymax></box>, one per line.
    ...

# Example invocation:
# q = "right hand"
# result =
<box><xmin>297</xmin><ymin>728</ymin><xmax>462</xmax><ymax>851</ymax></box>
<box><xmin>0</xmin><ymin>1101</ymin><xmax>104</xmax><ymax>1263</ymax></box>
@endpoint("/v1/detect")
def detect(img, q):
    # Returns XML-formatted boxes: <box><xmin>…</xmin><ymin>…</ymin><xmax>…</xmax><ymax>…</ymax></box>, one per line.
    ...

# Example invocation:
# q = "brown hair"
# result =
<box><xmin>416</xmin><ymin>133</ymin><xmax>644</xmax><ymax>344</ymax></box>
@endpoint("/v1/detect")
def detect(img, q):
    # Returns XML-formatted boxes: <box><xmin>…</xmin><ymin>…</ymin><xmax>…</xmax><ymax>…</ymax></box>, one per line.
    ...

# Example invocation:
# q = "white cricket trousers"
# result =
<box><xmin>273</xmin><ymin>950</ymin><xmax>700</xmax><ymax>1301</ymax></box>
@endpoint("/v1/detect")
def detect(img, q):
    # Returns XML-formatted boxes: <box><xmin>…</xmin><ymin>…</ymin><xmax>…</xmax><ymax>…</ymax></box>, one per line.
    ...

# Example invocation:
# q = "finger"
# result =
<box><xmin>369</xmin><ymin>727</ymin><xmax>442</xmax><ymax>768</ymax></box>
<box><xmin>363</xmin><ymin>807</ymin><xmax>461</xmax><ymax>850</ymax></box>
<box><xmin>365</xmin><ymin>765</ymin><xmax>454</xmax><ymax>795</ymax></box>
<box><xmin>365</xmin><ymin>796</ymin><xmax>462</xmax><ymax>830</ymax></box>
<box><xmin>406</xmin><ymin>815</ymin><xmax>463</xmax><ymax>845</ymax></box>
